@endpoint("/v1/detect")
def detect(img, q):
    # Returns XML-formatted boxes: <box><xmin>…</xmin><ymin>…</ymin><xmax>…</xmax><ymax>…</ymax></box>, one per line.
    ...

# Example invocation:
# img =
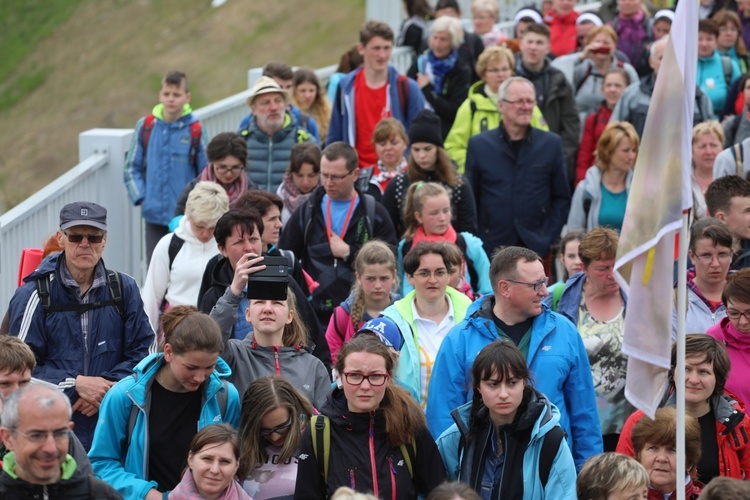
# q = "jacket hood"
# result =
<box><xmin>175</xmin><ymin>215</ymin><xmax>213</xmax><ymax>246</ymax></box>
<box><xmin>639</xmin><ymin>72</ymin><xmax>657</xmax><ymax>96</ymax></box>
<box><xmin>151</xmin><ymin>103</ymin><xmax>195</xmax><ymax>121</ymax></box>
<box><xmin>467</xmin><ymin>81</ymin><xmax>500</xmax><ymax>113</ymax></box>
<box><xmin>209</xmin><ymin>256</ymin><xmax>234</xmax><ymax>290</ymax></box>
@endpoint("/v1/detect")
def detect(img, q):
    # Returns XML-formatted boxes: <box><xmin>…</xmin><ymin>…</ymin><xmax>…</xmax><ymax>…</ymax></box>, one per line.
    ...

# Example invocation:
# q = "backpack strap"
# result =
<box><xmin>397</xmin><ymin>74</ymin><xmax>410</xmax><ymax>119</ymax></box>
<box><xmin>36</xmin><ymin>274</ymin><xmax>53</xmax><ymax>314</ymax></box>
<box><xmin>721</xmin><ymin>55</ymin><xmax>733</xmax><ymax>88</ymax></box>
<box><xmin>38</xmin><ymin>270</ymin><xmax>124</xmax><ymax>319</ymax></box>
<box><xmin>398</xmin><ymin>439</ymin><xmax>417</xmax><ymax>478</ymax></box>
<box><xmin>141</xmin><ymin>114</ymin><xmax>156</xmax><ymax>153</ymax></box>
<box><xmin>105</xmin><ymin>270</ymin><xmax>126</xmax><ymax>319</ymax></box>
<box><xmin>217</xmin><ymin>379</ymin><xmax>229</xmax><ymax>416</ymax></box>
<box><xmin>189</xmin><ymin>121</ymin><xmax>202</xmax><ymax>169</ymax></box>
<box><xmin>575</xmin><ymin>64</ymin><xmax>594</xmax><ymax>94</ymax></box>
<box><xmin>551</xmin><ymin>283</ymin><xmax>565</xmax><ymax>312</ymax></box>
<box><xmin>310</xmin><ymin>415</ymin><xmax>331</xmax><ymax>481</ymax></box>
<box><xmin>539</xmin><ymin>426</ymin><xmax>566</xmax><ymax>489</ymax></box>
<box><xmin>734</xmin><ymin>143</ymin><xmax>744</xmax><ymax>177</ymax></box>
<box><xmin>167</xmin><ymin>234</ymin><xmax>185</xmax><ymax>271</ymax></box>
<box><xmin>363</xmin><ymin>194</ymin><xmax>376</xmax><ymax>238</ymax></box>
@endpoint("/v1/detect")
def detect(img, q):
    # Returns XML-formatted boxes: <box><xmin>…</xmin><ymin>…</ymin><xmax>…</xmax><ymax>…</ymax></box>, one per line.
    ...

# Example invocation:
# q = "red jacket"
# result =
<box><xmin>616</xmin><ymin>393</ymin><xmax>750</xmax><ymax>480</ymax></box>
<box><xmin>647</xmin><ymin>479</ymin><xmax>702</xmax><ymax>500</ymax></box>
<box><xmin>576</xmin><ymin>104</ymin><xmax>612</xmax><ymax>185</ymax></box>
<box><xmin>544</xmin><ymin>10</ymin><xmax>579</xmax><ymax>57</ymax></box>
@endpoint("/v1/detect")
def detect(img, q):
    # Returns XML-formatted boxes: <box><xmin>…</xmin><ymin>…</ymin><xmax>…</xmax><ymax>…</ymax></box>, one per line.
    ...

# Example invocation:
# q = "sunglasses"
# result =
<box><xmin>259</xmin><ymin>414</ymin><xmax>294</xmax><ymax>436</ymax></box>
<box><xmin>64</xmin><ymin>232</ymin><xmax>105</xmax><ymax>244</ymax></box>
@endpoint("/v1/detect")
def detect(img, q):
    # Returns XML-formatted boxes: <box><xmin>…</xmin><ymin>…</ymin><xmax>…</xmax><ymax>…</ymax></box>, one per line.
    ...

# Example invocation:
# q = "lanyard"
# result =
<box><xmin>326</xmin><ymin>194</ymin><xmax>358</xmax><ymax>241</ymax></box>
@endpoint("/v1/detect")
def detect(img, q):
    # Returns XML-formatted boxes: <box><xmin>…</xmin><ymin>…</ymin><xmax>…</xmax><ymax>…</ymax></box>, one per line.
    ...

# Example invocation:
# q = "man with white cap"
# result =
<box><xmin>6</xmin><ymin>201</ymin><xmax>155</xmax><ymax>451</ymax></box>
<box><xmin>240</xmin><ymin>75</ymin><xmax>313</xmax><ymax>192</ymax></box>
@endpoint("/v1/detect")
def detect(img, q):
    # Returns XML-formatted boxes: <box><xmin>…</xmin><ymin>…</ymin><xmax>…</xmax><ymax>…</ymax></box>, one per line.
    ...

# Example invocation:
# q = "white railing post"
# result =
<box><xmin>78</xmin><ymin>129</ymin><xmax>145</xmax><ymax>283</ymax></box>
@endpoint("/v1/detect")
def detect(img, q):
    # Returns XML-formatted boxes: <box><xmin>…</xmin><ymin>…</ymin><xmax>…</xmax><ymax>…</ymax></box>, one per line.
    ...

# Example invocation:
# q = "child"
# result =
<box><xmin>397</xmin><ymin>182</ymin><xmax>491</xmax><ymax>297</ymax></box>
<box><xmin>548</xmin><ymin>230</ymin><xmax>585</xmax><ymax>305</ymax></box>
<box><xmin>576</xmin><ymin>68</ymin><xmax>630</xmax><ymax>185</ymax></box>
<box><xmin>439</xmin><ymin>241</ymin><xmax>474</xmax><ymax>300</ymax></box>
<box><xmin>325</xmin><ymin>240</ymin><xmax>399</xmax><ymax>363</ymax></box>
<box><xmin>124</xmin><ymin>71</ymin><xmax>208</xmax><ymax>261</ymax></box>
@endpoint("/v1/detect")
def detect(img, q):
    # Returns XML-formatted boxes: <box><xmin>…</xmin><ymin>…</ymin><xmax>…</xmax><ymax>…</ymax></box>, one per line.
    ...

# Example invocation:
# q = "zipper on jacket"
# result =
<box><xmin>349</xmin><ymin>468</ymin><xmax>357</xmax><ymax>490</ymax></box>
<box><xmin>273</xmin><ymin>347</ymin><xmax>281</xmax><ymax>375</ymax></box>
<box><xmin>43</xmin><ymin>485</ymin><xmax>49</xmax><ymax>500</ymax></box>
<box><xmin>267</xmin><ymin>139</ymin><xmax>273</xmax><ymax>190</ymax></box>
<box><xmin>369</xmin><ymin>413</ymin><xmax>379</xmax><ymax>498</ymax></box>
<box><xmin>388</xmin><ymin>456</ymin><xmax>397</xmax><ymax>500</ymax></box>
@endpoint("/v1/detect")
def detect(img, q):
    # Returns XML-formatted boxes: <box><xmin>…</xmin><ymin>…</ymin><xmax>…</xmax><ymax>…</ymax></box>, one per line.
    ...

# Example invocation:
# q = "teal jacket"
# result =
<box><xmin>88</xmin><ymin>353</ymin><xmax>240</xmax><ymax>500</ymax></box>
<box><xmin>436</xmin><ymin>390</ymin><xmax>577</xmax><ymax>499</ymax></box>
<box><xmin>445</xmin><ymin>81</ymin><xmax>548</xmax><ymax>173</ymax></box>
<box><xmin>382</xmin><ymin>288</ymin><xmax>473</xmax><ymax>404</ymax></box>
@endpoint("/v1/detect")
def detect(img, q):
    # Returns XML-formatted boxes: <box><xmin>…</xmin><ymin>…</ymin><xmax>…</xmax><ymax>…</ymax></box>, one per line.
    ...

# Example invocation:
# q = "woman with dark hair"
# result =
<box><xmin>295</xmin><ymin>335</ymin><xmax>445</xmax><ymax>499</ymax></box>
<box><xmin>170</xmin><ymin>423</ymin><xmax>250</xmax><ymax>499</ymax></box>
<box><xmin>617</xmin><ymin>334</ymin><xmax>750</xmax><ymax>484</ymax></box>
<box><xmin>543</xmin><ymin>228</ymin><xmax>631</xmax><ymax>451</ymax></box>
<box><xmin>89</xmin><ymin>306</ymin><xmax>241</xmax><ymax>500</ymax></box>
<box><xmin>436</xmin><ymin>340</ymin><xmax>576</xmax><ymax>499</ymax></box>
<box><xmin>631</xmin><ymin>408</ymin><xmax>703</xmax><ymax>499</ymax></box>
<box><xmin>713</xmin><ymin>9</ymin><xmax>750</xmax><ymax>73</ymax></box>
<box><xmin>382</xmin><ymin>109</ymin><xmax>477</xmax><ymax>237</ymax></box>
<box><xmin>238</xmin><ymin>376</ymin><xmax>313</xmax><ymax>499</ymax></box>
<box><xmin>277</xmin><ymin>142</ymin><xmax>321</xmax><ymax>226</ymax></box>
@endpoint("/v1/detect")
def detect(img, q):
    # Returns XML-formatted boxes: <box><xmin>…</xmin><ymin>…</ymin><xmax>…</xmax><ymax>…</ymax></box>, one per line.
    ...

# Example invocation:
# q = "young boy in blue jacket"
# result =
<box><xmin>124</xmin><ymin>71</ymin><xmax>208</xmax><ymax>261</ymax></box>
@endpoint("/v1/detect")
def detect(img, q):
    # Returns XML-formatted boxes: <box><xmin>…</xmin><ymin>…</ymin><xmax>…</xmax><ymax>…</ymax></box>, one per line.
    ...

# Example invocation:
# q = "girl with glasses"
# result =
<box><xmin>238</xmin><ymin>376</ymin><xmax>313</xmax><ymax>499</ymax></box>
<box><xmin>295</xmin><ymin>335</ymin><xmax>446</xmax><ymax>499</ymax></box>
<box><xmin>382</xmin><ymin>241</ymin><xmax>472</xmax><ymax>406</ymax></box>
<box><xmin>707</xmin><ymin>268</ymin><xmax>750</xmax><ymax>408</ymax></box>
<box><xmin>397</xmin><ymin>182</ymin><xmax>491</xmax><ymax>298</ymax></box>
<box><xmin>436</xmin><ymin>340</ymin><xmax>576</xmax><ymax>499</ymax></box>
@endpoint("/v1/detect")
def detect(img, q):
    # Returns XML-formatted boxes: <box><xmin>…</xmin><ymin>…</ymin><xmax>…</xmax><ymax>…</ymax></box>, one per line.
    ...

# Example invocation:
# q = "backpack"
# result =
<box><xmin>402</xmin><ymin>234</ymin><xmax>479</xmax><ymax>292</ymax></box>
<box><xmin>124</xmin><ymin>379</ymin><xmax>229</xmax><ymax>450</ymax></box>
<box><xmin>720</xmin><ymin>55</ymin><xmax>734</xmax><ymax>88</ymax></box>
<box><xmin>310</xmin><ymin>415</ymin><xmax>417</xmax><ymax>481</ymax></box>
<box><xmin>141</xmin><ymin>114</ymin><xmax>202</xmax><ymax>169</ymax></box>
<box><xmin>551</xmin><ymin>282</ymin><xmax>565</xmax><ymax>312</ymax></box>
<box><xmin>731</xmin><ymin>141</ymin><xmax>745</xmax><ymax>177</ymax></box>
<box><xmin>167</xmin><ymin>233</ymin><xmax>185</xmax><ymax>270</ymax></box>
<box><xmin>36</xmin><ymin>269</ymin><xmax>125</xmax><ymax>319</ymax></box>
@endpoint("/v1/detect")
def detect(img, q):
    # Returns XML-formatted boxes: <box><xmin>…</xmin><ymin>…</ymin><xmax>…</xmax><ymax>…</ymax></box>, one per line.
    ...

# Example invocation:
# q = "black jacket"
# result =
<box><xmin>294</xmin><ymin>389</ymin><xmax>446</xmax><ymax>500</ymax></box>
<box><xmin>0</xmin><ymin>458</ymin><xmax>121</xmax><ymax>499</ymax></box>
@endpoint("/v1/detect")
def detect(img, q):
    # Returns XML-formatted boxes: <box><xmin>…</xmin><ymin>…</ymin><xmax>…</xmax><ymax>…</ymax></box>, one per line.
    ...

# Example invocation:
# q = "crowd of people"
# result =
<box><xmin>6</xmin><ymin>0</ymin><xmax>750</xmax><ymax>498</ymax></box>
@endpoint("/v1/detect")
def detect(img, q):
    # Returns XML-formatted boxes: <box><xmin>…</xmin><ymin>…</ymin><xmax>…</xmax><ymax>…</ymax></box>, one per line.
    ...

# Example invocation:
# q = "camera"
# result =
<box><xmin>246</xmin><ymin>255</ymin><xmax>289</xmax><ymax>300</ymax></box>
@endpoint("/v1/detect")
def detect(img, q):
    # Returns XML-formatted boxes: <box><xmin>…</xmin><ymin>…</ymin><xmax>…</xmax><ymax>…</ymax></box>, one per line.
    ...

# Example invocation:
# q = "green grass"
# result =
<box><xmin>0</xmin><ymin>67</ymin><xmax>48</xmax><ymax>111</ymax></box>
<box><xmin>0</xmin><ymin>1</ymin><xmax>82</xmax><ymax>84</ymax></box>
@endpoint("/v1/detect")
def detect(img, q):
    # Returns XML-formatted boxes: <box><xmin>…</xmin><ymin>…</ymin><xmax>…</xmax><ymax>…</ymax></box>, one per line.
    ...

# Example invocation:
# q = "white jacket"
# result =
<box><xmin>142</xmin><ymin>216</ymin><xmax>220</xmax><ymax>331</ymax></box>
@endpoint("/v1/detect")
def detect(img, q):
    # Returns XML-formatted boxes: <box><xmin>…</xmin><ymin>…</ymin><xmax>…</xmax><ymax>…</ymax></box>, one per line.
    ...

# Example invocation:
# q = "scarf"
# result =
<box><xmin>484</xmin><ymin>84</ymin><xmax>500</xmax><ymax>111</ymax></box>
<box><xmin>411</xmin><ymin>224</ymin><xmax>457</xmax><ymax>247</ymax></box>
<box><xmin>427</xmin><ymin>49</ymin><xmax>458</xmax><ymax>94</ymax></box>
<box><xmin>614</xmin><ymin>10</ymin><xmax>647</xmax><ymax>64</ymax></box>
<box><xmin>371</xmin><ymin>158</ymin><xmax>408</xmax><ymax>192</ymax></box>
<box><xmin>198</xmin><ymin>164</ymin><xmax>248</xmax><ymax>208</ymax></box>
<box><xmin>279</xmin><ymin>171</ymin><xmax>317</xmax><ymax>217</ymax></box>
<box><xmin>169</xmin><ymin>468</ymin><xmax>251</xmax><ymax>500</ymax></box>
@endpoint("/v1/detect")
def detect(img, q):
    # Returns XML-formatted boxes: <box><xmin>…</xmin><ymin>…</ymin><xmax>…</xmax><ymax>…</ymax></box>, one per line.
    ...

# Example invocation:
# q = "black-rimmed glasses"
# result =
<box><xmin>506</xmin><ymin>277</ymin><xmax>549</xmax><ymax>291</ymax></box>
<box><xmin>341</xmin><ymin>372</ymin><xmax>389</xmax><ymax>386</ymax></box>
<box><xmin>259</xmin><ymin>415</ymin><xmax>294</xmax><ymax>436</ymax></box>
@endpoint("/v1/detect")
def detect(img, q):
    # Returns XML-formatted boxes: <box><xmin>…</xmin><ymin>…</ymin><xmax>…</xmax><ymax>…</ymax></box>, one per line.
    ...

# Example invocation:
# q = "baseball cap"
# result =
<box><xmin>355</xmin><ymin>317</ymin><xmax>404</xmax><ymax>351</ymax></box>
<box><xmin>59</xmin><ymin>201</ymin><xmax>107</xmax><ymax>231</ymax></box>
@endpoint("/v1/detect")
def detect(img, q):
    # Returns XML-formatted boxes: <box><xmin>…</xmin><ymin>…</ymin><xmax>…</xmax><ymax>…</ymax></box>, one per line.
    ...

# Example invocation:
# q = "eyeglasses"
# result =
<box><xmin>694</xmin><ymin>252</ymin><xmax>732</xmax><ymax>263</ymax></box>
<box><xmin>342</xmin><ymin>372</ymin><xmax>389</xmax><ymax>386</ymax></box>
<box><xmin>502</xmin><ymin>98</ymin><xmax>536</xmax><ymax>107</ymax></box>
<box><xmin>15</xmin><ymin>428</ymin><xmax>69</xmax><ymax>443</ymax></box>
<box><xmin>64</xmin><ymin>231</ymin><xmax>105</xmax><ymax>244</ymax></box>
<box><xmin>214</xmin><ymin>164</ymin><xmax>244</xmax><ymax>174</ymax></box>
<box><xmin>485</xmin><ymin>67</ymin><xmax>513</xmax><ymax>74</ymax></box>
<box><xmin>259</xmin><ymin>415</ymin><xmax>293</xmax><ymax>436</ymax></box>
<box><xmin>727</xmin><ymin>309</ymin><xmax>750</xmax><ymax>321</ymax></box>
<box><xmin>506</xmin><ymin>277</ymin><xmax>549</xmax><ymax>291</ymax></box>
<box><xmin>412</xmin><ymin>269</ymin><xmax>448</xmax><ymax>279</ymax></box>
<box><xmin>320</xmin><ymin>171</ymin><xmax>353</xmax><ymax>183</ymax></box>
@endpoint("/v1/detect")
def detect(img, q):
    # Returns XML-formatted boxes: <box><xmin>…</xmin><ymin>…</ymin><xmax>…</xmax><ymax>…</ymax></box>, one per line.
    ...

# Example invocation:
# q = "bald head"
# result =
<box><xmin>649</xmin><ymin>36</ymin><xmax>669</xmax><ymax>74</ymax></box>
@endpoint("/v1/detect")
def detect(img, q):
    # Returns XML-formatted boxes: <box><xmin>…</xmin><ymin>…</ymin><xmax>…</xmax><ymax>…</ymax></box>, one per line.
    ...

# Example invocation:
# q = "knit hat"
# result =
<box><xmin>408</xmin><ymin>110</ymin><xmax>443</xmax><ymax>147</ymax></box>
<box><xmin>355</xmin><ymin>317</ymin><xmax>404</xmax><ymax>351</ymax></box>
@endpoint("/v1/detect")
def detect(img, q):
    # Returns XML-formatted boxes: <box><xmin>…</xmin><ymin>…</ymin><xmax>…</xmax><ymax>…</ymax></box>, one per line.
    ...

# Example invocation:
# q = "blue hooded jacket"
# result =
<box><xmin>425</xmin><ymin>295</ymin><xmax>602</xmax><ymax>470</ymax></box>
<box><xmin>88</xmin><ymin>353</ymin><xmax>240</xmax><ymax>500</ymax></box>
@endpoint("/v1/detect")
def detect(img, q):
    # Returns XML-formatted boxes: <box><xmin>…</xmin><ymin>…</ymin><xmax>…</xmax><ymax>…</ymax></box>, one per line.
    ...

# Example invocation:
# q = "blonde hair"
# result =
<box><xmin>292</xmin><ymin>68</ymin><xmax>332</xmax><ymax>143</ymax></box>
<box><xmin>350</xmin><ymin>241</ymin><xmax>398</xmax><ymax>330</ymax></box>
<box><xmin>692</xmin><ymin>120</ymin><xmax>725</xmax><ymax>147</ymax></box>
<box><xmin>585</xmin><ymin>25</ymin><xmax>618</xmax><ymax>45</ymax></box>
<box><xmin>186</xmin><ymin>181</ymin><xmax>230</xmax><ymax>225</ymax></box>
<box><xmin>476</xmin><ymin>46</ymin><xmax>515</xmax><ymax>79</ymax></box>
<box><xmin>403</xmin><ymin>182</ymin><xmax>451</xmax><ymax>239</ymax></box>
<box><xmin>596</xmin><ymin>121</ymin><xmax>639</xmax><ymax>173</ymax></box>
<box><xmin>331</xmin><ymin>487</ymin><xmax>379</xmax><ymax>500</ymax></box>
<box><xmin>471</xmin><ymin>0</ymin><xmax>499</xmax><ymax>17</ymax></box>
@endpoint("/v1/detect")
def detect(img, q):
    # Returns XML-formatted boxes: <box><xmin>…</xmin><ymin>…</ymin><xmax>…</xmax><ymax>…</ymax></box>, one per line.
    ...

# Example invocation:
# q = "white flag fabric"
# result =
<box><xmin>614</xmin><ymin>0</ymin><xmax>697</xmax><ymax>419</ymax></box>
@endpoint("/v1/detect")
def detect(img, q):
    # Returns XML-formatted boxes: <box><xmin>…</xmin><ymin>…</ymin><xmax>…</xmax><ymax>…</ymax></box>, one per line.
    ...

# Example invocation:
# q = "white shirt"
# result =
<box><xmin>412</xmin><ymin>296</ymin><xmax>455</xmax><ymax>408</ymax></box>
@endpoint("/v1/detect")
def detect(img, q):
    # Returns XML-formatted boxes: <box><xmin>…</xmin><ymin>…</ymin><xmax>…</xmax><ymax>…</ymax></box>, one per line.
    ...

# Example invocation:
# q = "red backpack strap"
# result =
<box><xmin>396</xmin><ymin>74</ymin><xmax>409</xmax><ymax>118</ymax></box>
<box><xmin>189</xmin><ymin>121</ymin><xmax>202</xmax><ymax>168</ymax></box>
<box><xmin>141</xmin><ymin>114</ymin><xmax>156</xmax><ymax>151</ymax></box>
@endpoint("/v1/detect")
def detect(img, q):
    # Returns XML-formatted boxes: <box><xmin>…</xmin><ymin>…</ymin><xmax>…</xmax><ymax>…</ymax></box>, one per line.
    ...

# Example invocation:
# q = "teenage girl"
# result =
<box><xmin>239</xmin><ymin>375</ymin><xmax>313</xmax><ymax>500</ymax></box>
<box><xmin>325</xmin><ymin>240</ymin><xmax>399</xmax><ymax>363</ymax></box>
<box><xmin>397</xmin><ymin>182</ymin><xmax>491</xmax><ymax>297</ymax></box>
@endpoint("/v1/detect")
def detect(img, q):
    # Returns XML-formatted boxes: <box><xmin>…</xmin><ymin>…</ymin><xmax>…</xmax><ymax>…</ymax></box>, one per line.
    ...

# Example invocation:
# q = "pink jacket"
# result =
<box><xmin>707</xmin><ymin>318</ymin><xmax>750</xmax><ymax>407</ymax></box>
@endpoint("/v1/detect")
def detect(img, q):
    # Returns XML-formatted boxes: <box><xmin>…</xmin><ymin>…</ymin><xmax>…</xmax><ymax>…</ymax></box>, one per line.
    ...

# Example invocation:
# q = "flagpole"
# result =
<box><xmin>675</xmin><ymin>212</ymin><xmax>689</xmax><ymax>500</ymax></box>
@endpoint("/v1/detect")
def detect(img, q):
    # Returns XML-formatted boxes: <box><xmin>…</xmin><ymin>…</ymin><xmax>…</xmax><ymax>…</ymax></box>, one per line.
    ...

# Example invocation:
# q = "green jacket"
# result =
<box><xmin>445</xmin><ymin>81</ymin><xmax>548</xmax><ymax>173</ymax></box>
<box><xmin>382</xmin><ymin>287</ymin><xmax>472</xmax><ymax>404</ymax></box>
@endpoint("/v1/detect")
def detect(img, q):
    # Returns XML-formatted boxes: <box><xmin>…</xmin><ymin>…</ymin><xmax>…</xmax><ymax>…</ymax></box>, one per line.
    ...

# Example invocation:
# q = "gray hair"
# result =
<box><xmin>430</xmin><ymin>16</ymin><xmax>465</xmax><ymax>49</ymax></box>
<box><xmin>498</xmin><ymin>76</ymin><xmax>536</xmax><ymax>102</ymax></box>
<box><xmin>1</xmin><ymin>383</ymin><xmax>71</xmax><ymax>431</ymax></box>
<box><xmin>186</xmin><ymin>181</ymin><xmax>230</xmax><ymax>226</ymax></box>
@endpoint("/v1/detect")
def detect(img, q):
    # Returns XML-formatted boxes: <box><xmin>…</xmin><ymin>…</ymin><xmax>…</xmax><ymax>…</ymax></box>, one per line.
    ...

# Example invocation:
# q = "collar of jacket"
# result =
<box><xmin>498</xmin><ymin>121</ymin><xmax>533</xmax><ymax>145</ymax></box>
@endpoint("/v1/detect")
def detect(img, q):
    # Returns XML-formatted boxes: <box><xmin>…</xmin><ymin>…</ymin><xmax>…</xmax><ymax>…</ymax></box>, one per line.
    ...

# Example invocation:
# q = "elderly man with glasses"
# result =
<box><xmin>426</xmin><ymin>246</ymin><xmax>602</xmax><ymax>472</ymax></box>
<box><xmin>6</xmin><ymin>201</ymin><xmax>154</xmax><ymax>451</ymax></box>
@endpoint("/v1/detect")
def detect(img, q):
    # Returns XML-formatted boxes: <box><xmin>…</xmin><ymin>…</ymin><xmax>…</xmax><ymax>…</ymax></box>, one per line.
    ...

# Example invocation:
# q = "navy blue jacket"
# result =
<box><xmin>465</xmin><ymin>124</ymin><xmax>571</xmax><ymax>256</ymax></box>
<box><xmin>7</xmin><ymin>253</ymin><xmax>155</xmax><ymax>449</ymax></box>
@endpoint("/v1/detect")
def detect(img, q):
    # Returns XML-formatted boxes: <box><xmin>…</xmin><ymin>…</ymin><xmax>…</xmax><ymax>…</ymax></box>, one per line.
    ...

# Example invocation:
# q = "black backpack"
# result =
<box><xmin>36</xmin><ymin>269</ymin><xmax>125</xmax><ymax>319</ymax></box>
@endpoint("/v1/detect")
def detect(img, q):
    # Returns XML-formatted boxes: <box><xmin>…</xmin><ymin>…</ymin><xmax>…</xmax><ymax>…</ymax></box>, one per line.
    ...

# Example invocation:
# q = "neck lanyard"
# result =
<box><xmin>326</xmin><ymin>194</ymin><xmax>358</xmax><ymax>240</ymax></box>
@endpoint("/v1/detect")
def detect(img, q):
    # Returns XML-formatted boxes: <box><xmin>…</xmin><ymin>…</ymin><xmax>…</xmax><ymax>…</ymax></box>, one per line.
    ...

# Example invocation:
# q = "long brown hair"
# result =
<box><xmin>335</xmin><ymin>336</ymin><xmax>427</xmax><ymax>447</ymax></box>
<box><xmin>406</xmin><ymin>147</ymin><xmax>459</xmax><ymax>188</ymax></box>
